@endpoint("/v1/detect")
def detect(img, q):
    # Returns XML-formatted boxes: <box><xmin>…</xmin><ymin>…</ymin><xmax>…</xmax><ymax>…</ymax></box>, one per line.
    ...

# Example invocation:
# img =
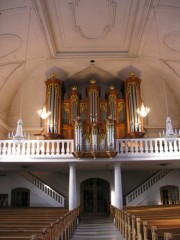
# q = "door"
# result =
<box><xmin>160</xmin><ymin>185</ymin><xmax>179</xmax><ymax>205</ymax></box>
<box><xmin>11</xmin><ymin>188</ymin><xmax>30</xmax><ymax>207</ymax></box>
<box><xmin>81</xmin><ymin>178</ymin><xmax>110</xmax><ymax>216</ymax></box>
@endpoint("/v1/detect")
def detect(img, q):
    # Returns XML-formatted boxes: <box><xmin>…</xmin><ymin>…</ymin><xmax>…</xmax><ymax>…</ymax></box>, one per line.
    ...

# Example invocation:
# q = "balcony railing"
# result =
<box><xmin>116</xmin><ymin>138</ymin><xmax>180</xmax><ymax>159</ymax></box>
<box><xmin>0</xmin><ymin>138</ymin><xmax>179</xmax><ymax>160</ymax></box>
<box><xmin>0</xmin><ymin>139</ymin><xmax>74</xmax><ymax>158</ymax></box>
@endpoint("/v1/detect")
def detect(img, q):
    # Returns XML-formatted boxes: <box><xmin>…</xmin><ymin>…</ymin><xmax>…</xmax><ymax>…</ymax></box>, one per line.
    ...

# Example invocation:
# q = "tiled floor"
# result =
<box><xmin>70</xmin><ymin>217</ymin><xmax>125</xmax><ymax>240</ymax></box>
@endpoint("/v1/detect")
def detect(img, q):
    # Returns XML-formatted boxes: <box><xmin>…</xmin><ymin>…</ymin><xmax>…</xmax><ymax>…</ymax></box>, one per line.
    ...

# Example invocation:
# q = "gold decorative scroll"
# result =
<box><xmin>63</xmin><ymin>103</ymin><xmax>70</xmax><ymax>113</ymax></box>
<box><xmin>80</xmin><ymin>102</ymin><xmax>87</xmax><ymax>113</ymax></box>
<box><xmin>98</xmin><ymin>134</ymin><xmax>105</xmax><ymax>143</ymax></box>
<box><xmin>71</xmin><ymin>95</ymin><xmax>78</xmax><ymax>104</ymax></box>
<box><xmin>118</xmin><ymin>102</ymin><xmax>125</xmax><ymax>112</ymax></box>
<box><xmin>48</xmin><ymin>84</ymin><xmax>61</xmax><ymax>95</ymax></box>
<box><xmin>100</xmin><ymin>102</ymin><xmax>107</xmax><ymax>112</ymax></box>
<box><xmin>127</xmin><ymin>82</ymin><xmax>138</xmax><ymax>95</ymax></box>
<box><xmin>89</xmin><ymin>89</ymin><xmax>98</xmax><ymax>94</ymax></box>
<box><xmin>108</xmin><ymin>95</ymin><xmax>117</xmax><ymax>103</ymax></box>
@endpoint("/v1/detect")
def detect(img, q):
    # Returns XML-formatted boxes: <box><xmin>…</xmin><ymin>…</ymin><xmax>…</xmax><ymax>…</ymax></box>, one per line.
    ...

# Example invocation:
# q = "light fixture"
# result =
<box><xmin>154</xmin><ymin>10</ymin><xmax>179</xmax><ymax>142</ymax></box>
<box><xmin>137</xmin><ymin>102</ymin><xmax>150</xmax><ymax>118</ymax></box>
<box><xmin>37</xmin><ymin>105</ymin><xmax>51</xmax><ymax>120</ymax></box>
<box><xmin>8</xmin><ymin>8</ymin><xmax>32</xmax><ymax>144</ymax></box>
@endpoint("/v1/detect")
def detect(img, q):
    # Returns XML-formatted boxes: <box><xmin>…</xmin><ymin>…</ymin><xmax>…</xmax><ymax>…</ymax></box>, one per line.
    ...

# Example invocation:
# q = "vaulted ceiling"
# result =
<box><xmin>0</xmin><ymin>0</ymin><xmax>180</xmax><ymax>135</ymax></box>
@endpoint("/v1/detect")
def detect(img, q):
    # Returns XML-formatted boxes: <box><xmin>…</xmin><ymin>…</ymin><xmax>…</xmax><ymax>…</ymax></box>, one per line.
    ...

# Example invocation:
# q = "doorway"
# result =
<box><xmin>11</xmin><ymin>188</ymin><xmax>30</xmax><ymax>207</ymax></box>
<box><xmin>160</xmin><ymin>185</ymin><xmax>179</xmax><ymax>205</ymax></box>
<box><xmin>81</xmin><ymin>178</ymin><xmax>110</xmax><ymax>216</ymax></box>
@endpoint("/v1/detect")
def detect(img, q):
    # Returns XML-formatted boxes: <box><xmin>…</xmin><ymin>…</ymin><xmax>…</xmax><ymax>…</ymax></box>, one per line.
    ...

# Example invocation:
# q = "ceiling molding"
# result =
<box><xmin>69</xmin><ymin>0</ymin><xmax>116</xmax><ymax>39</ymax></box>
<box><xmin>33</xmin><ymin>0</ymin><xmax>155</xmax><ymax>59</ymax></box>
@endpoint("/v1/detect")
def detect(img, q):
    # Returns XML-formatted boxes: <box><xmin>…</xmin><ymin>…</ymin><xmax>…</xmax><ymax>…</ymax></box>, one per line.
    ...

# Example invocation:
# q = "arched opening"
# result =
<box><xmin>160</xmin><ymin>185</ymin><xmax>179</xmax><ymax>205</ymax></box>
<box><xmin>11</xmin><ymin>188</ymin><xmax>30</xmax><ymax>207</ymax></box>
<box><xmin>81</xmin><ymin>178</ymin><xmax>110</xmax><ymax>217</ymax></box>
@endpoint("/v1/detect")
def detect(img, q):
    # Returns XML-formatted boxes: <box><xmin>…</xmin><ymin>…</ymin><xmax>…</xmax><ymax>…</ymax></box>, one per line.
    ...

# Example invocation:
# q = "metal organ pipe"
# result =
<box><xmin>47</xmin><ymin>87</ymin><xmax>51</xmax><ymax>133</ymax></box>
<box><xmin>106</xmin><ymin>117</ymin><xmax>115</xmax><ymax>151</ymax></box>
<box><xmin>90</xmin><ymin>90</ymin><xmax>98</xmax><ymax>123</ymax></box>
<box><xmin>74</xmin><ymin>118</ymin><xmax>83</xmax><ymax>152</ymax></box>
<box><xmin>129</xmin><ymin>85</ymin><xmax>134</xmax><ymax>132</ymax></box>
<box><xmin>54</xmin><ymin>88</ymin><xmax>58</xmax><ymax>133</ymax></box>
<box><xmin>90</xmin><ymin>92</ymin><xmax>92</xmax><ymax>122</ymax></box>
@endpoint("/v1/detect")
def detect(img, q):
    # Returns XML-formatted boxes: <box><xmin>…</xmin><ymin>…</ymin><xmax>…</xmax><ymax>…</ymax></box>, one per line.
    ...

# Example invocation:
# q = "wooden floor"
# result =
<box><xmin>70</xmin><ymin>217</ymin><xmax>125</xmax><ymax>240</ymax></box>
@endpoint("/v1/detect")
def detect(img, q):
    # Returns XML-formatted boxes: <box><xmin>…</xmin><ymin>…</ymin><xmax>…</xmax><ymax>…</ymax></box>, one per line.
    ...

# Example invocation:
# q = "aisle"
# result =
<box><xmin>70</xmin><ymin>217</ymin><xmax>125</xmax><ymax>240</ymax></box>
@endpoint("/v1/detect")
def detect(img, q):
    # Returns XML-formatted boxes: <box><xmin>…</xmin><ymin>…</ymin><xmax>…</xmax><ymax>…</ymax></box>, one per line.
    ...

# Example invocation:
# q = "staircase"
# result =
<box><xmin>20</xmin><ymin>171</ymin><xmax>67</xmax><ymax>207</ymax></box>
<box><xmin>125</xmin><ymin>169</ymin><xmax>171</xmax><ymax>205</ymax></box>
<box><xmin>70</xmin><ymin>217</ymin><xmax>125</xmax><ymax>240</ymax></box>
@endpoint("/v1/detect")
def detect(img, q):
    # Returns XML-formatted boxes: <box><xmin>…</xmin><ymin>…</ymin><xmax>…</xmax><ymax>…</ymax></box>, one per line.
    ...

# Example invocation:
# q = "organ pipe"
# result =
<box><xmin>125</xmin><ymin>73</ymin><xmax>145</xmax><ymax>138</ymax></box>
<box><xmin>70</xmin><ymin>86</ymin><xmax>79</xmax><ymax>122</ymax></box>
<box><xmin>74</xmin><ymin>116</ymin><xmax>83</xmax><ymax>152</ymax></box>
<box><xmin>91</xmin><ymin>123</ymin><xmax>98</xmax><ymax>152</ymax></box>
<box><xmin>106</xmin><ymin>116</ymin><xmax>115</xmax><ymax>151</ymax></box>
<box><xmin>44</xmin><ymin>73</ymin><xmax>62</xmax><ymax>139</ymax></box>
<box><xmin>87</xmin><ymin>79</ymin><xmax>99</xmax><ymax>124</ymax></box>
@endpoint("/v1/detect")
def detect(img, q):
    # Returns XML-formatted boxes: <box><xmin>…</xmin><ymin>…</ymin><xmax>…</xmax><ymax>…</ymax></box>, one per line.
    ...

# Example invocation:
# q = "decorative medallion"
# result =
<box><xmin>118</xmin><ymin>102</ymin><xmax>125</xmax><ymax>112</ymax></box>
<box><xmin>100</xmin><ymin>102</ymin><xmax>107</xmax><ymax>112</ymax></box>
<box><xmin>80</xmin><ymin>102</ymin><xmax>87</xmax><ymax>113</ymax></box>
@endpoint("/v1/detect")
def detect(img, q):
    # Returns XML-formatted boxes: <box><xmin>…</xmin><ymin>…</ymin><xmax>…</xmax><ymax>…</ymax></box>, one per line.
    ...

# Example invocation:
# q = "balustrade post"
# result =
<box><xmin>124</xmin><ymin>212</ymin><xmax>128</xmax><ymax>239</ymax></box>
<box><xmin>135</xmin><ymin>140</ymin><xmax>138</xmax><ymax>152</ymax></box>
<box><xmin>36</xmin><ymin>141</ymin><xmax>40</xmax><ymax>155</ymax></box>
<box><xmin>46</xmin><ymin>141</ymin><xmax>50</xmax><ymax>155</ymax></box>
<box><xmin>136</xmin><ymin>218</ymin><xmax>142</xmax><ymax>240</ymax></box>
<box><xmin>143</xmin><ymin>221</ymin><xmax>148</xmax><ymax>240</ymax></box>
<box><xmin>131</xmin><ymin>215</ymin><xmax>136</xmax><ymax>240</ymax></box>
<box><xmin>62</xmin><ymin>141</ymin><xmax>65</xmax><ymax>155</ymax></box>
<box><xmin>127</xmin><ymin>213</ymin><xmax>131</xmax><ymax>240</ymax></box>
<box><xmin>151</xmin><ymin>226</ymin><xmax>158</xmax><ymax>240</ymax></box>
<box><xmin>51</xmin><ymin>141</ymin><xmax>55</xmax><ymax>155</ymax></box>
<box><xmin>164</xmin><ymin>232</ymin><xmax>173</xmax><ymax>240</ymax></box>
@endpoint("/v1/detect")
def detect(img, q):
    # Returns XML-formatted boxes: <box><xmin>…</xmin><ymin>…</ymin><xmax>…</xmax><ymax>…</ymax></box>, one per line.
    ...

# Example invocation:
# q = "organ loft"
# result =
<box><xmin>40</xmin><ymin>69</ymin><xmax>145</xmax><ymax>158</ymax></box>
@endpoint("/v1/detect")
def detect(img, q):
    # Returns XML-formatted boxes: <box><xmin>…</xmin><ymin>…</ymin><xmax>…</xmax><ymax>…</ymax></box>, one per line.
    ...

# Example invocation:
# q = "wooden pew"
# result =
<box><xmin>111</xmin><ymin>205</ymin><xmax>180</xmax><ymax>240</ymax></box>
<box><xmin>0</xmin><ymin>207</ymin><xmax>80</xmax><ymax>240</ymax></box>
<box><xmin>0</xmin><ymin>236</ymin><xmax>39</xmax><ymax>240</ymax></box>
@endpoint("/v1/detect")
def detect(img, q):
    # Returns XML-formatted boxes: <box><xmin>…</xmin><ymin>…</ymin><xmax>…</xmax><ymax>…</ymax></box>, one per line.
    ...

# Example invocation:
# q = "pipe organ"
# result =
<box><xmin>41</xmin><ymin>71</ymin><xmax>145</xmax><ymax>157</ymax></box>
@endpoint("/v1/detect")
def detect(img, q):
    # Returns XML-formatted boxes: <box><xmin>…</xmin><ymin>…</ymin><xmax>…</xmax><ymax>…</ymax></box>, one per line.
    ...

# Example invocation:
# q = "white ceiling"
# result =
<box><xmin>0</xmin><ymin>0</ymin><xmax>180</xmax><ymax>171</ymax></box>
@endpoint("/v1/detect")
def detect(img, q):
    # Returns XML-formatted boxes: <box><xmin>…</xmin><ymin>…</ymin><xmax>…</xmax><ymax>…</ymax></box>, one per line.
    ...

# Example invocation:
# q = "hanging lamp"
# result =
<box><xmin>8</xmin><ymin>8</ymin><xmax>32</xmax><ymax>144</ymax></box>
